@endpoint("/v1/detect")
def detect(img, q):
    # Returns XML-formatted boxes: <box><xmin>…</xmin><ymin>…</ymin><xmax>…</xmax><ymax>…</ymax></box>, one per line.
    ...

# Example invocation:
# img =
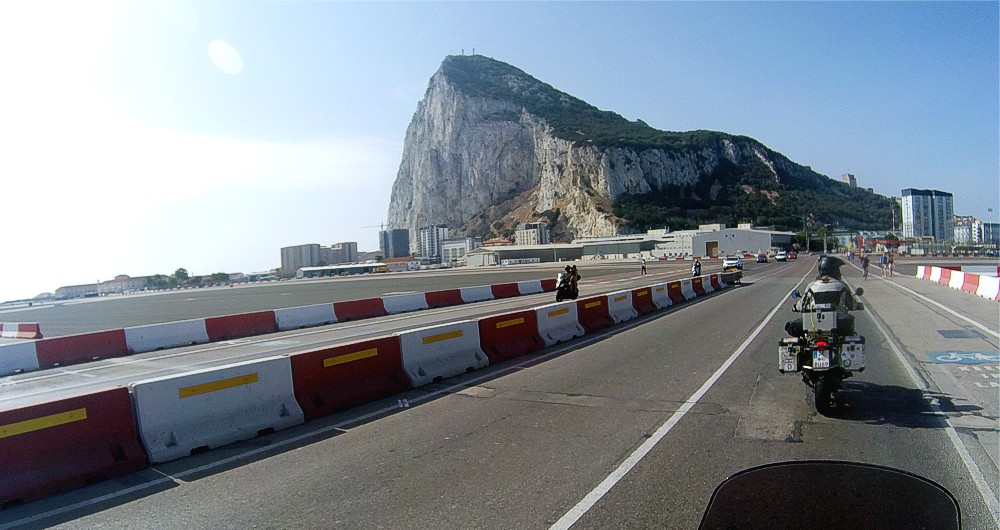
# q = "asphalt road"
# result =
<box><xmin>1</xmin><ymin>257</ymin><xmax>997</xmax><ymax>529</ymax></box>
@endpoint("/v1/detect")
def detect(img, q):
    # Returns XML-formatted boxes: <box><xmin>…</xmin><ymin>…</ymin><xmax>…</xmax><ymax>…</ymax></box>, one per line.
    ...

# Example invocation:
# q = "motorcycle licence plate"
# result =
<box><xmin>813</xmin><ymin>350</ymin><xmax>830</xmax><ymax>369</ymax></box>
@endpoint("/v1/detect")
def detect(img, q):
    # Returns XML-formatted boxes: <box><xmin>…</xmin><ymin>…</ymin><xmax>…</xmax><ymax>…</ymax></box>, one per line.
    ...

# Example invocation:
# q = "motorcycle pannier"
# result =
<box><xmin>840</xmin><ymin>335</ymin><xmax>866</xmax><ymax>372</ymax></box>
<box><xmin>778</xmin><ymin>337</ymin><xmax>802</xmax><ymax>374</ymax></box>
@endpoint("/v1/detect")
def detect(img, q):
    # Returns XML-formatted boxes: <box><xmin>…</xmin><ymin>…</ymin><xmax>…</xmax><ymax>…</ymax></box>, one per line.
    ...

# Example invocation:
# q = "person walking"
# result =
<box><xmin>640</xmin><ymin>257</ymin><xmax>647</xmax><ymax>275</ymax></box>
<box><xmin>888</xmin><ymin>254</ymin><xmax>895</xmax><ymax>277</ymax></box>
<box><xmin>862</xmin><ymin>254</ymin><xmax>870</xmax><ymax>280</ymax></box>
<box><xmin>880</xmin><ymin>253</ymin><xmax>889</xmax><ymax>278</ymax></box>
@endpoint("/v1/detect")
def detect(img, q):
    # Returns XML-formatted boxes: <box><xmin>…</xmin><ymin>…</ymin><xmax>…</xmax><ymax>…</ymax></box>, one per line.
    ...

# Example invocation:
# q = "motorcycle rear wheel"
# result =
<box><xmin>813</xmin><ymin>374</ymin><xmax>836</xmax><ymax>416</ymax></box>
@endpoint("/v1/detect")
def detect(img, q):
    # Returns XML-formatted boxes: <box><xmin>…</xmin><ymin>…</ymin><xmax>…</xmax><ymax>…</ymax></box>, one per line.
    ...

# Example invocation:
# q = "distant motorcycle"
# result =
<box><xmin>692</xmin><ymin>262</ymin><xmax>702</xmax><ymax>277</ymax></box>
<box><xmin>779</xmin><ymin>256</ymin><xmax>866</xmax><ymax>415</ymax></box>
<box><xmin>555</xmin><ymin>268</ymin><xmax>579</xmax><ymax>302</ymax></box>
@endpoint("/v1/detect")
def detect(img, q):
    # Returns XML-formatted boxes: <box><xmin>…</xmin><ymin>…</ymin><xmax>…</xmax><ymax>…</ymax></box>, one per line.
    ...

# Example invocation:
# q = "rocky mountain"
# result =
<box><xmin>386</xmin><ymin>55</ymin><xmax>892</xmax><ymax>246</ymax></box>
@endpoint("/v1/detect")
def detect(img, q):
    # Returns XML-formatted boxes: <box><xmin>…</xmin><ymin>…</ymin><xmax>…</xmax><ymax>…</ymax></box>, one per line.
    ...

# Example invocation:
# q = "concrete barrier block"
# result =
<box><xmin>929</xmin><ymin>267</ymin><xmax>942</xmax><ymax>283</ymax></box>
<box><xmin>478</xmin><ymin>311</ymin><xmax>545</xmax><ymax>364</ymax></box>
<box><xmin>396</xmin><ymin>321</ymin><xmax>488</xmax><ymax>387</ymax></box>
<box><xmin>631</xmin><ymin>287</ymin><xmax>658</xmax><ymax>315</ymax></box>
<box><xmin>204</xmin><ymin>311</ymin><xmax>277</xmax><ymax>341</ymax></box>
<box><xmin>534</xmin><ymin>302</ymin><xmax>585</xmax><ymax>346</ymax></box>
<box><xmin>0</xmin><ymin>387</ymin><xmax>148</xmax><ymax>506</ymax></box>
<box><xmin>130</xmin><ymin>356</ymin><xmax>304</xmax><ymax>463</ymax></box>
<box><xmin>426</xmin><ymin>289</ymin><xmax>464</xmax><ymax>308</ymax></box>
<box><xmin>650</xmin><ymin>283</ymin><xmax>672</xmax><ymax>309</ymax></box>
<box><xmin>977</xmin><ymin>275</ymin><xmax>1000</xmax><ymax>301</ymax></box>
<box><xmin>0</xmin><ymin>341</ymin><xmax>39</xmax><ymax>376</ymax></box>
<box><xmin>382</xmin><ymin>293</ymin><xmax>429</xmax><ymax>314</ymax></box>
<box><xmin>460</xmin><ymin>285</ymin><xmax>494</xmax><ymax>303</ymax></box>
<box><xmin>517</xmin><ymin>280</ymin><xmax>544</xmax><ymax>295</ymax></box>
<box><xmin>125</xmin><ymin>319</ymin><xmax>209</xmax><ymax>353</ymax></box>
<box><xmin>289</xmin><ymin>336</ymin><xmax>410</xmax><ymax>420</ymax></box>
<box><xmin>606</xmin><ymin>291</ymin><xmax>638</xmax><ymax>323</ymax></box>
<box><xmin>948</xmin><ymin>271</ymin><xmax>965</xmax><ymax>290</ymax></box>
<box><xmin>680</xmin><ymin>279</ymin><xmax>697</xmax><ymax>300</ymax></box>
<box><xmin>275</xmin><ymin>304</ymin><xmax>337</xmax><ymax>331</ymax></box>
<box><xmin>35</xmin><ymin>330</ymin><xmax>129</xmax><ymax>368</ymax></box>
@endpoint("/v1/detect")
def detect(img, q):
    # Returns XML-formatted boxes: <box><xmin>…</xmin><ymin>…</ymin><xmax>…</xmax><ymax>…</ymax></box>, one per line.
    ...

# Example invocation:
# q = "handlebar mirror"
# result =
<box><xmin>854</xmin><ymin>287</ymin><xmax>864</xmax><ymax>297</ymax></box>
<box><xmin>791</xmin><ymin>290</ymin><xmax>800</xmax><ymax>299</ymax></box>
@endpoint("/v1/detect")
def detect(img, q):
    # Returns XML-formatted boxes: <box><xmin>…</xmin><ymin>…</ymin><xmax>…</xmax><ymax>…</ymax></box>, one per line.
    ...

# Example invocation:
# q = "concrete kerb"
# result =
<box><xmin>129</xmin><ymin>356</ymin><xmax>304</xmax><ymax>463</ymax></box>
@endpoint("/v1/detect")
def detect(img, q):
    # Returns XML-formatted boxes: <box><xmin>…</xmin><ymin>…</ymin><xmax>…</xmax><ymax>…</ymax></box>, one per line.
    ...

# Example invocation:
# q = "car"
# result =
<box><xmin>756</xmin><ymin>253</ymin><xmax>768</xmax><ymax>263</ymax></box>
<box><xmin>775</xmin><ymin>251</ymin><xmax>788</xmax><ymax>261</ymax></box>
<box><xmin>788</xmin><ymin>252</ymin><xmax>798</xmax><ymax>260</ymax></box>
<box><xmin>723</xmin><ymin>255</ymin><xmax>743</xmax><ymax>270</ymax></box>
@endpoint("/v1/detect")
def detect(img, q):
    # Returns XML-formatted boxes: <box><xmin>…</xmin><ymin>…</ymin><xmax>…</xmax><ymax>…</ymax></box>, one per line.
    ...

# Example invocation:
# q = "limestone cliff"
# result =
<box><xmin>386</xmin><ymin>55</ymin><xmax>890</xmax><ymax>247</ymax></box>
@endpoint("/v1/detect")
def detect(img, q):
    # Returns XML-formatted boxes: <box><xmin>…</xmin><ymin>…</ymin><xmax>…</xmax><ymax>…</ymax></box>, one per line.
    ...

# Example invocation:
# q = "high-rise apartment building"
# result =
<box><xmin>379</xmin><ymin>228</ymin><xmax>411</xmax><ymax>259</ymax></box>
<box><xmin>281</xmin><ymin>244</ymin><xmax>322</xmax><ymax>276</ymax></box>
<box><xmin>901</xmin><ymin>189</ymin><xmax>954</xmax><ymax>242</ymax></box>
<box><xmin>418</xmin><ymin>225</ymin><xmax>449</xmax><ymax>263</ymax></box>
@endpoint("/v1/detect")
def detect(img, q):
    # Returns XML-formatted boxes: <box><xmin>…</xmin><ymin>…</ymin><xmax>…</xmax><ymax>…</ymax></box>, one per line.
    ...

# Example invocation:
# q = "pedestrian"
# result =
<box><xmin>888</xmin><ymin>255</ymin><xmax>895</xmax><ymax>277</ymax></box>
<box><xmin>640</xmin><ymin>256</ymin><xmax>647</xmax><ymax>275</ymax></box>
<box><xmin>880</xmin><ymin>253</ymin><xmax>888</xmax><ymax>278</ymax></box>
<box><xmin>861</xmin><ymin>255</ymin><xmax>870</xmax><ymax>280</ymax></box>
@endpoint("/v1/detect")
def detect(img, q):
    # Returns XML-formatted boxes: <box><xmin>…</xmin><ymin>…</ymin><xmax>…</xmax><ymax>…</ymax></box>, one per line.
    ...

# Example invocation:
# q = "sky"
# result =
<box><xmin>0</xmin><ymin>1</ymin><xmax>996</xmax><ymax>301</ymax></box>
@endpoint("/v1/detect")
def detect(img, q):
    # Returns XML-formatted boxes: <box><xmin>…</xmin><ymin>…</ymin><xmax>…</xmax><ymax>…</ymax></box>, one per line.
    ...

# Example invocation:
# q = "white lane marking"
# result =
<box><xmin>549</xmin><ymin>269</ymin><xmax>813</xmax><ymax>530</ymax></box>
<box><xmin>850</xmin><ymin>263</ymin><xmax>999</xmax><ymax>339</ymax></box>
<box><xmin>863</xmin><ymin>295</ymin><xmax>1000</xmax><ymax>522</ymax></box>
<box><xmin>2</xmin><ymin>293</ymin><xmax>720</xmax><ymax>529</ymax></box>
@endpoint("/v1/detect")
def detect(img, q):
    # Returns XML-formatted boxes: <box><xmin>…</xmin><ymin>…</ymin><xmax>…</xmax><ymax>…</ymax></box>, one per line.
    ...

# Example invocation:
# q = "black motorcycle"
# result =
<box><xmin>555</xmin><ymin>271</ymin><xmax>579</xmax><ymax>302</ymax></box>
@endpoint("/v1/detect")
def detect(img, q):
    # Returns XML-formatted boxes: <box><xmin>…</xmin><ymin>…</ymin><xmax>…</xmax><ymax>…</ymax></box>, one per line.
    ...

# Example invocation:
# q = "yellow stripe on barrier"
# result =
<box><xmin>423</xmin><ymin>330</ymin><xmax>463</xmax><ymax>345</ymax></box>
<box><xmin>496</xmin><ymin>318</ymin><xmax>524</xmax><ymax>329</ymax></box>
<box><xmin>585</xmin><ymin>301</ymin><xmax>602</xmax><ymax>309</ymax></box>
<box><xmin>614</xmin><ymin>295</ymin><xmax>627</xmax><ymax>303</ymax></box>
<box><xmin>179</xmin><ymin>373</ymin><xmax>259</xmax><ymax>399</ymax></box>
<box><xmin>0</xmin><ymin>408</ymin><xmax>87</xmax><ymax>439</ymax></box>
<box><xmin>669</xmin><ymin>283</ymin><xmax>679</xmax><ymax>288</ymax></box>
<box><xmin>324</xmin><ymin>348</ymin><xmax>378</xmax><ymax>368</ymax></box>
<box><xmin>547</xmin><ymin>308</ymin><xmax>569</xmax><ymax>317</ymax></box>
<box><xmin>655</xmin><ymin>287</ymin><xmax>665</xmax><ymax>292</ymax></box>
<box><xmin>637</xmin><ymin>290</ymin><xmax>649</xmax><ymax>297</ymax></box>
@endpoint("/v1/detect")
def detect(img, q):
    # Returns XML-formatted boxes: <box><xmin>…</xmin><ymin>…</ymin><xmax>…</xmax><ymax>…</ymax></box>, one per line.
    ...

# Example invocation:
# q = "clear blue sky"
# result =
<box><xmin>0</xmin><ymin>1</ymin><xmax>996</xmax><ymax>301</ymax></box>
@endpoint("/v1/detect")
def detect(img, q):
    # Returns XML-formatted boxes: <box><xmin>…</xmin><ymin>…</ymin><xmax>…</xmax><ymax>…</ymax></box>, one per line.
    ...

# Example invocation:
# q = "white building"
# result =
<box><xmin>441</xmin><ymin>236</ymin><xmax>481</xmax><ymax>264</ymax></box>
<box><xmin>902</xmin><ymin>188</ymin><xmax>954</xmax><ymax>242</ymax></box>
<box><xmin>514</xmin><ymin>222</ymin><xmax>550</xmax><ymax>246</ymax></box>
<box><xmin>418</xmin><ymin>224</ymin><xmax>449</xmax><ymax>263</ymax></box>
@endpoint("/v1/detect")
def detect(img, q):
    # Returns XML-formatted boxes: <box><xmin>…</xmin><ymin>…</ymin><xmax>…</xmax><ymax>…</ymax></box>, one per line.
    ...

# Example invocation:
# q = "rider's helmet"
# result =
<box><xmin>565</xmin><ymin>266</ymin><xmax>572</xmax><ymax>273</ymax></box>
<box><xmin>817</xmin><ymin>255</ymin><xmax>845</xmax><ymax>281</ymax></box>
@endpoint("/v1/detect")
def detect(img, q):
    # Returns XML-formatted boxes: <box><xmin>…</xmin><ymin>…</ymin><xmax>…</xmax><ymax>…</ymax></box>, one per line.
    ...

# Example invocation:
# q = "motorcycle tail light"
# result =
<box><xmin>815</xmin><ymin>340</ymin><xmax>828</xmax><ymax>351</ymax></box>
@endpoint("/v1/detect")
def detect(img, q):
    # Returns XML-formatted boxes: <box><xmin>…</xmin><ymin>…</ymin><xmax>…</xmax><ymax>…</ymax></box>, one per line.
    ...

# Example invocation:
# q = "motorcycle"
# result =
<box><xmin>701</xmin><ymin>460</ymin><xmax>961</xmax><ymax>529</ymax></box>
<box><xmin>555</xmin><ymin>271</ymin><xmax>579</xmax><ymax>302</ymax></box>
<box><xmin>779</xmin><ymin>275</ymin><xmax>865</xmax><ymax>415</ymax></box>
<box><xmin>691</xmin><ymin>262</ymin><xmax>702</xmax><ymax>277</ymax></box>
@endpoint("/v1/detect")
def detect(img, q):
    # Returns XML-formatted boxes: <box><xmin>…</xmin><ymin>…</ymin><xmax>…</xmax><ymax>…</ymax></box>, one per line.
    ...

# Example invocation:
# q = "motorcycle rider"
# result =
<box><xmin>785</xmin><ymin>255</ymin><xmax>862</xmax><ymax>337</ymax></box>
<box><xmin>692</xmin><ymin>259</ymin><xmax>702</xmax><ymax>276</ymax></box>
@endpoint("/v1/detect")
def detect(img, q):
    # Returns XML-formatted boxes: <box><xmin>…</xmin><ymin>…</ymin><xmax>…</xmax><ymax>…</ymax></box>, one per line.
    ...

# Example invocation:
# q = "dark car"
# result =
<box><xmin>756</xmin><ymin>253</ymin><xmax>768</xmax><ymax>263</ymax></box>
